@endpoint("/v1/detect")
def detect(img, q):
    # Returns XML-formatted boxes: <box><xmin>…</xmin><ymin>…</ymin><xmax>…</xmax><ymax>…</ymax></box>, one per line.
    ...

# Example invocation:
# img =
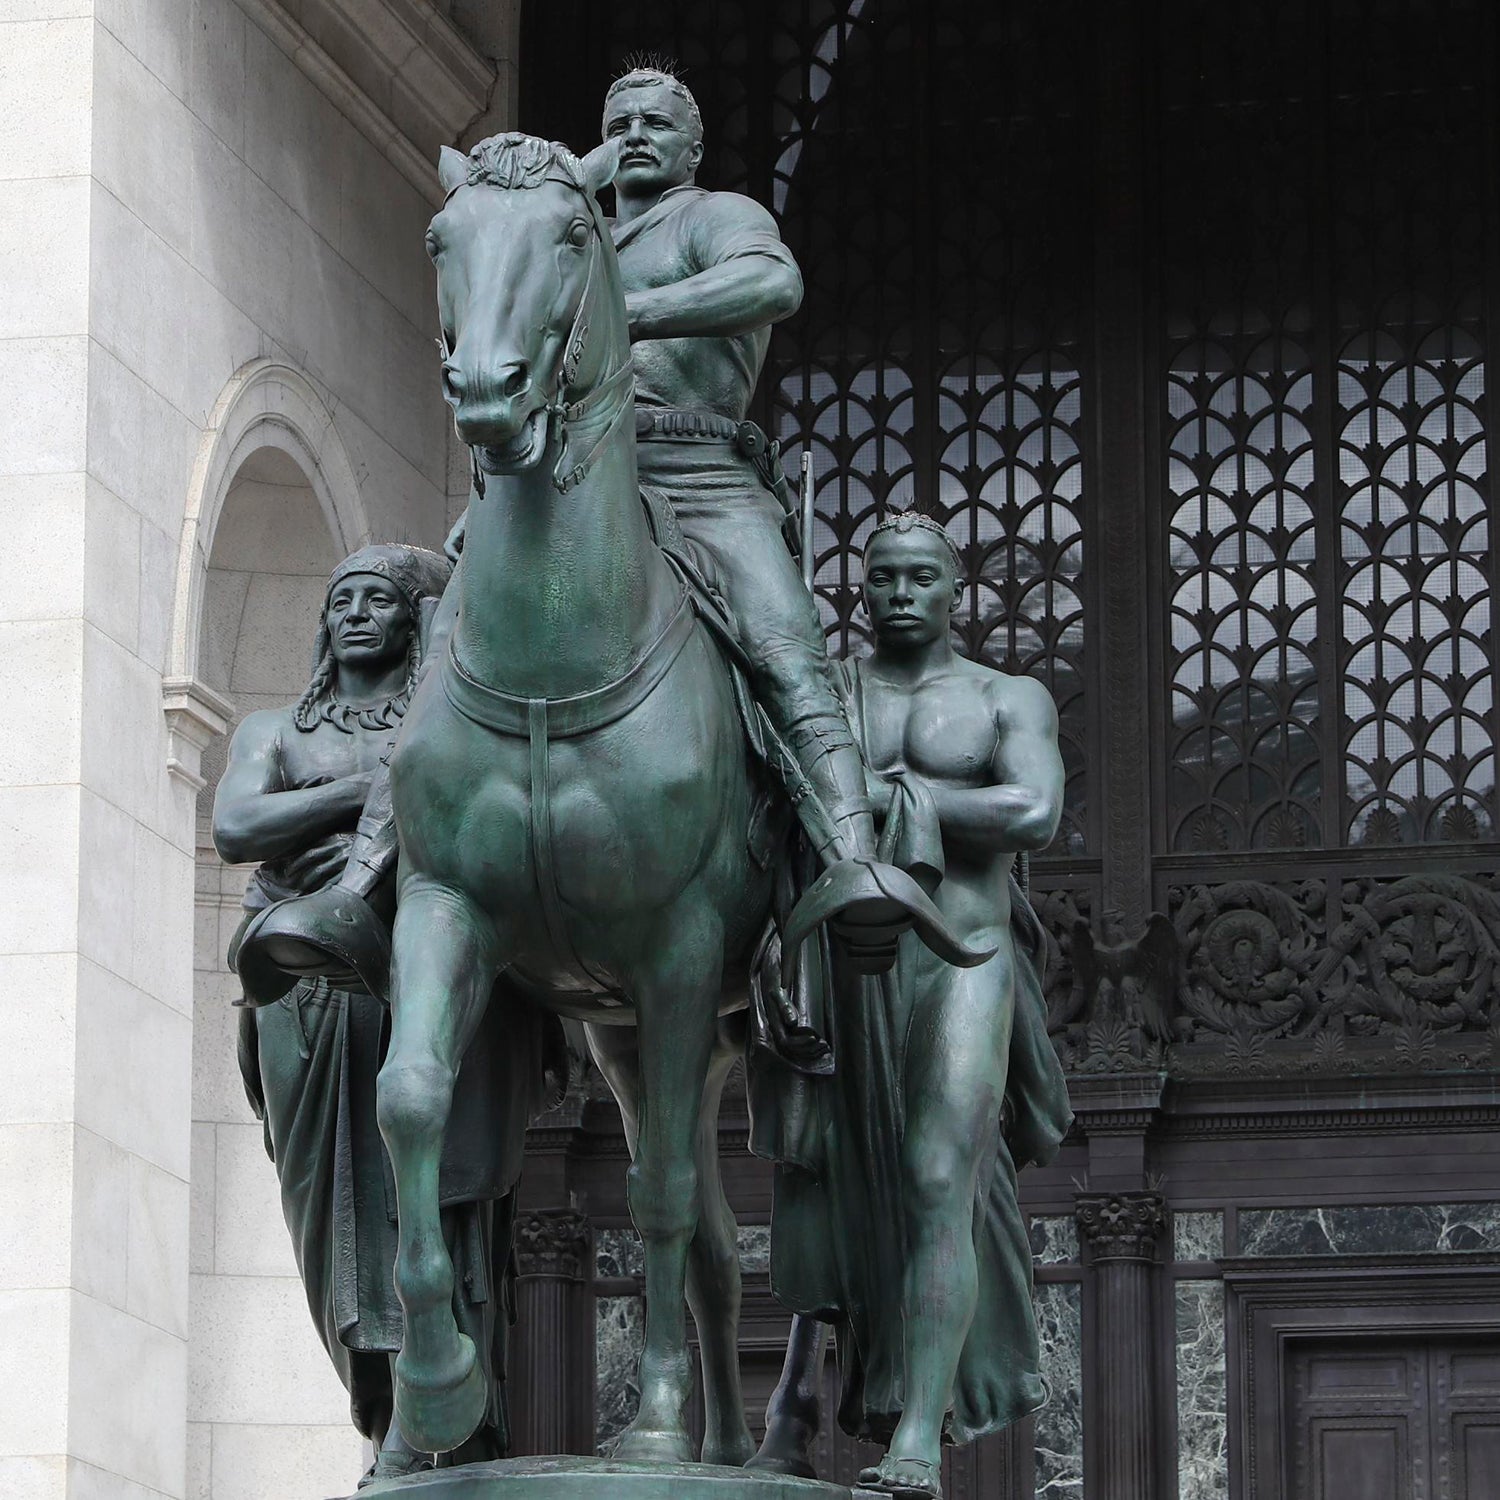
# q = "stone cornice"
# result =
<box><xmin>239</xmin><ymin>0</ymin><xmax>497</xmax><ymax>207</ymax></box>
<box><xmin>162</xmin><ymin>675</ymin><xmax>235</xmax><ymax>790</ymax></box>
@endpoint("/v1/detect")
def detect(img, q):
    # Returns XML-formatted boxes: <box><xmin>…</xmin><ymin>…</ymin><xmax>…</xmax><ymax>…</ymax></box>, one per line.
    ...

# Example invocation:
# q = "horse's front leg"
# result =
<box><xmin>614</xmin><ymin>917</ymin><xmax>723</xmax><ymax>1464</ymax></box>
<box><xmin>376</xmin><ymin>877</ymin><xmax>500</xmax><ymax>1456</ymax></box>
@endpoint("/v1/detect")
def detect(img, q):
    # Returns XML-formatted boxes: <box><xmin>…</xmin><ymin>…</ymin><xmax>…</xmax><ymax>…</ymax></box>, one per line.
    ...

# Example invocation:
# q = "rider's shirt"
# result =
<box><xmin>610</xmin><ymin>185</ymin><xmax>800</xmax><ymax>420</ymax></box>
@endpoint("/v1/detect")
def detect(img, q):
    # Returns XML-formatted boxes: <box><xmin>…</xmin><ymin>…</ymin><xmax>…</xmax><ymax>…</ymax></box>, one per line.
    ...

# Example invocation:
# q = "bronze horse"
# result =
<box><xmin>375</xmin><ymin>134</ymin><xmax>769</xmax><ymax>1463</ymax></box>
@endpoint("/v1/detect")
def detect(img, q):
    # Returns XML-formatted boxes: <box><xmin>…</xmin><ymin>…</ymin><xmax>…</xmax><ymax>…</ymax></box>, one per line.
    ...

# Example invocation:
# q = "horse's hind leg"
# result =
<box><xmin>689</xmin><ymin>1021</ymin><xmax>755</xmax><ymax>1466</ymax></box>
<box><xmin>376</xmin><ymin>879</ymin><xmax>498</xmax><ymax>1456</ymax></box>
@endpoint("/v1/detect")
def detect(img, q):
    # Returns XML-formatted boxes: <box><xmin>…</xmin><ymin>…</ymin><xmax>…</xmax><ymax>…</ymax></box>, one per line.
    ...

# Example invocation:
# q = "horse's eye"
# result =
<box><xmin>425</xmin><ymin>233</ymin><xmax>441</xmax><ymax>260</ymax></box>
<box><xmin>567</xmin><ymin>220</ymin><xmax>590</xmax><ymax>248</ymax></box>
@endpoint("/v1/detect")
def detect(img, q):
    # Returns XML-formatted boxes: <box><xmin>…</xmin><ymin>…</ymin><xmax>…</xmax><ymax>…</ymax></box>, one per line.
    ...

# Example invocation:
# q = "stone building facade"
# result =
<box><xmin>0</xmin><ymin>3</ymin><xmax>512</xmax><ymax>1496</ymax></box>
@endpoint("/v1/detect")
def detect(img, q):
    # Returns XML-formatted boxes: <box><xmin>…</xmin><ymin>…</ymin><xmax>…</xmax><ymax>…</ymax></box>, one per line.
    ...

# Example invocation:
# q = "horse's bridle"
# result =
<box><xmin>438</xmin><ymin>173</ymin><xmax>636</xmax><ymax>498</ymax></box>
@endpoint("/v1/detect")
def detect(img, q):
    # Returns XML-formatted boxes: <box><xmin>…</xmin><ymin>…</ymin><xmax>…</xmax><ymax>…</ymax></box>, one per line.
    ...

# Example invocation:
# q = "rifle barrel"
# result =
<box><xmin>799</xmin><ymin>451</ymin><xmax>816</xmax><ymax>593</ymax></box>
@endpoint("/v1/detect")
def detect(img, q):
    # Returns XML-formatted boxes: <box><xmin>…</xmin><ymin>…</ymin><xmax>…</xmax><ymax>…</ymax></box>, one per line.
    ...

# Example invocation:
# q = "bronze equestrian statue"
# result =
<box><xmin>234</xmin><ymin>68</ymin><xmax>989</xmax><ymax>1476</ymax></box>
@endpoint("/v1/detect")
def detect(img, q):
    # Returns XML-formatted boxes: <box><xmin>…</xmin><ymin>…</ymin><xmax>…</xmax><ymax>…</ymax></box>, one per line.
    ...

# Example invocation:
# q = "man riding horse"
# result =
<box><xmin>241</xmin><ymin>66</ymin><xmax>970</xmax><ymax>993</ymax></box>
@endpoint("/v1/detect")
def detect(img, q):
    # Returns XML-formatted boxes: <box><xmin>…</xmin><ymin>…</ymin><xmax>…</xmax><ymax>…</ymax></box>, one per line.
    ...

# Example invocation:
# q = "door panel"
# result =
<box><xmin>1308</xmin><ymin>1420</ymin><xmax>1407</xmax><ymax>1500</ymax></box>
<box><xmin>1287</xmin><ymin>1337</ymin><xmax>1500</xmax><ymax>1500</ymax></box>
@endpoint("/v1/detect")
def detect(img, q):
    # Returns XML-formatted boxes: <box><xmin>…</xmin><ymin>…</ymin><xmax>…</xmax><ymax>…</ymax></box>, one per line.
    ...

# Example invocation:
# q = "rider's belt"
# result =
<box><xmin>636</xmin><ymin>407</ymin><xmax>740</xmax><ymax>443</ymax></box>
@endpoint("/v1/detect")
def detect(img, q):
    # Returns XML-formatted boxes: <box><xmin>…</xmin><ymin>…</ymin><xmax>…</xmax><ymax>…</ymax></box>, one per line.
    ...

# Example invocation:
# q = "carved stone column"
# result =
<box><xmin>508</xmin><ymin>1208</ymin><xmax>594</xmax><ymax>1457</ymax></box>
<box><xmin>1076</xmin><ymin>1191</ymin><xmax>1168</xmax><ymax>1500</ymax></box>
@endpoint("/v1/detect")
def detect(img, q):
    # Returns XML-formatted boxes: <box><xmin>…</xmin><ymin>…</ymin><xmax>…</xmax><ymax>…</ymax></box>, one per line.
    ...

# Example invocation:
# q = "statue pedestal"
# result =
<box><xmin>349</xmin><ymin>1456</ymin><xmax>853</xmax><ymax>1500</ymax></box>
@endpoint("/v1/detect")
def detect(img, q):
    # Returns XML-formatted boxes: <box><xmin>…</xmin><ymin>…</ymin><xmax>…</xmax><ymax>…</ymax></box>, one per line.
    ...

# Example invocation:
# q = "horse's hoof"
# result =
<box><xmin>611</xmin><ymin>1423</ymin><xmax>695</xmax><ymax>1464</ymax></box>
<box><xmin>746</xmin><ymin>1447</ymin><xmax>819</xmax><ymax>1479</ymax></box>
<box><xmin>702</xmin><ymin>1428</ymin><xmax>757</xmax><ymax>1468</ymax></box>
<box><xmin>394</xmin><ymin>1333</ymin><xmax>486</xmax><ymax>1455</ymax></box>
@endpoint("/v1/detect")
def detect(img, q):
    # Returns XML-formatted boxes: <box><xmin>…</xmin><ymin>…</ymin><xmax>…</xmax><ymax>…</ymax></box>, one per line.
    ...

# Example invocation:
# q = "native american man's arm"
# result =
<box><xmin>625</xmin><ymin>194</ymin><xmax>802</xmax><ymax>340</ymax></box>
<box><xmin>212</xmin><ymin>710</ymin><xmax>371</xmax><ymax>866</ymax></box>
<box><xmin>921</xmin><ymin>676</ymin><xmax>1064</xmax><ymax>855</ymax></box>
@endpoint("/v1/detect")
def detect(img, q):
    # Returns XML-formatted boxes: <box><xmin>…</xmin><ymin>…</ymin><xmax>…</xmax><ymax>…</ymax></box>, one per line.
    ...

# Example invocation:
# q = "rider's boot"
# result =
<box><xmin>783</xmin><ymin>720</ymin><xmax>991</xmax><ymax>979</ymax></box>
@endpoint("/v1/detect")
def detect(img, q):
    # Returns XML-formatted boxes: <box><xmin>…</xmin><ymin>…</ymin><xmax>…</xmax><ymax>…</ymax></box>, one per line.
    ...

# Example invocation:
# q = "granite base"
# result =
<box><xmin>346</xmin><ymin>1456</ymin><xmax>855</xmax><ymax>1500</ymax></box>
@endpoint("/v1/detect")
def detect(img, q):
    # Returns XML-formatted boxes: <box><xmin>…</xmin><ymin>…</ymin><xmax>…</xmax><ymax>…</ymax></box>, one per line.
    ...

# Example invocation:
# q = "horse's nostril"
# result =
<box><xmin>441</xmin><ymin>362</ymin><xmax>465</xmax><ymax>399</ymax></box>
<box><xmin>503</xmin><ymin>364</ymin><xmax>530</xmax><ymax>398</ymax></box>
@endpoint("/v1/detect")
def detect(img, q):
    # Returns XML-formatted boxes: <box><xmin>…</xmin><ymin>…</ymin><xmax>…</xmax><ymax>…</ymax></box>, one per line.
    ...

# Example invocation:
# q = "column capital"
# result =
<box><xmin>514</xmin><ymin>1207</ymin><xmax>591</xmax><ymax>1280</ymax></box>
<box><xmin>1075</xmin><ymin>1190</ymin><xmax>1167</xmax><ymax>1263</ymax></box>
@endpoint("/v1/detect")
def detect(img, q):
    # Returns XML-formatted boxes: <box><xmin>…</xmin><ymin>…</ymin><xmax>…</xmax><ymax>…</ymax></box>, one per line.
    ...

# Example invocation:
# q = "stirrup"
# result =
<box><xmin>235</xmin><ymin>885</ymin><xmax>392</xmax><ymax>1005</ymax></box>
<box><xmin>781</xmin><ymin>856</ymin><xmax>996</xmax><ymax>983</ymax></box>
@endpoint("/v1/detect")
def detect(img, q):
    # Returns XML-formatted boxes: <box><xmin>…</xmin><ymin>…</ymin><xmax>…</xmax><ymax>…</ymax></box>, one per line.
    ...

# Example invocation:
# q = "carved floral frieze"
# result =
<box><xmin>1032</xmin><ymin>873</ymin><xmax>1500</xmax><ymax>1076</ymax></box>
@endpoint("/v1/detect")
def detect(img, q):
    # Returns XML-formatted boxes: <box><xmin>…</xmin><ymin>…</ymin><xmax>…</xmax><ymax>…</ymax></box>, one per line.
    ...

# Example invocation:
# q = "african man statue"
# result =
<box><xmin>749</xmin><ymin>514</ymin><xmax>1075</xmax><ymax>1499</ymax></box>
<box><xmin>213</xmin><ymin>545</ymin><xmax>558</xmax><ymax>1487</ymax></box>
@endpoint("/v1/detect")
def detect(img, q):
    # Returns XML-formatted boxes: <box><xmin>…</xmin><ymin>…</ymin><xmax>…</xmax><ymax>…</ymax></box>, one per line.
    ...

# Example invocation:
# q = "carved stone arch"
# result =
<box><xmin>162</xmin><ymin>359</ymin><xmax>372</xmax><ymax>789</ymax></box>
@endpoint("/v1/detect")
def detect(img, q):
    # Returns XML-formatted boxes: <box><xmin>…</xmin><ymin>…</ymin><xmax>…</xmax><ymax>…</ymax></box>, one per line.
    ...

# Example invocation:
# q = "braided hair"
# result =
<box><xmin>291</xmin><ymin>544</ymin><xmax>451</xmax><ymax>734</ymax></box>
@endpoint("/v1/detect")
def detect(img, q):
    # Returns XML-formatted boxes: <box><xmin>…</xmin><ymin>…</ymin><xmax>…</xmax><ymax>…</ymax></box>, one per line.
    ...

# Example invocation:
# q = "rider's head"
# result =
<box><xmin>861</xmin><ymin>514</ymin><xmax>964</xmax><ymax>650</ymax></box>
<box><xmin>602</xmin><ymin>66</ymin><xmax>704</xmax><ymax>199</ymax></box>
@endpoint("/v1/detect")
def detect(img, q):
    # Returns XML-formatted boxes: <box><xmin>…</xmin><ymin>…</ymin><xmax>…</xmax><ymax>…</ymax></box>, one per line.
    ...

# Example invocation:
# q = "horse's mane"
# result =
<box><xmin>457</xmin><ymin>133</ymin><xmax>586</xmax><ymax>192</ymax></box>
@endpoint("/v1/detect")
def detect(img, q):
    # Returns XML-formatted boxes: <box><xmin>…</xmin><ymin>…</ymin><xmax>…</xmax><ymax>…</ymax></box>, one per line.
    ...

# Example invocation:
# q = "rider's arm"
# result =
<box><xmin>212</xmin><ymin>710</ymin><xmax>370</xmax><ymax>866</ymax></box>
<box><xmin>625</xmin><ymin>195</ymin><xmax>803</xmax><ymax>341</ymax></box>
<box><xmin>922</xmin><ymin>677</ymin><xmax>1065</xmax><ymax>854</ymax></box>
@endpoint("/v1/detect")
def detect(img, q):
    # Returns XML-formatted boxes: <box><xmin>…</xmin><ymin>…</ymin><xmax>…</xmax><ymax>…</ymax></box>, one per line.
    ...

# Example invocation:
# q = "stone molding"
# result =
<box><xmin>1075</xmin><ymin>1191</ymin><xmax>1167</xmax><ymax>1263</ymax></box>
<box><xmin>169</xmin><ymin>358</ymin><xmax>370</xmax><ymax>691</ymax></box>
<box><xmin>514</xmin><ymin>1208</ymin><xmax>591</xmax><ymax>1280</ymax></box>
<box><xmin>162</xmin><ymin>675</ymin><xmax>236</xmax><ymax>790</ymax></box>
<box><xmin>240</xmin><ymin>0</ymin><xmax>500</xmax><ymax>207</ymax></box>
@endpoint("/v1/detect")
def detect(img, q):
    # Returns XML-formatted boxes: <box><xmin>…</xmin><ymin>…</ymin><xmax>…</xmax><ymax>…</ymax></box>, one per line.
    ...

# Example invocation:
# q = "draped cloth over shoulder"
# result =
<box><xmin>748</xmin><ymin>665</ymin><xmax>1073</xmax><ymax>1445</ymax></box>
<box><xmin>233</xmin><ymin>856</ymin><xmax>561</xmax><ymax>1446</ymax></box>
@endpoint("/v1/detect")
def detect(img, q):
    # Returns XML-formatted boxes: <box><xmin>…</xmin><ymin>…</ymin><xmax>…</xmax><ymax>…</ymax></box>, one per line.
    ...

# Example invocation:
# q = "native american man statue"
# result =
<box><xmin>214</xmin><ymin>545</ymin><xmax>560</xmax><ymax>1488</ymax></box>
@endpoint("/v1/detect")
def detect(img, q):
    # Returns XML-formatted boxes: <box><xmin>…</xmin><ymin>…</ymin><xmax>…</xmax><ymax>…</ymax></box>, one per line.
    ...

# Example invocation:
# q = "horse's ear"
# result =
<box><xmin>581</xmin><ymin>140</ymin><xmax>619</xmax><ymax>197</ymax></box>
<box><xmin>438</xmin><ymin>145</ymin><xmax>469</xmax><ymax>196</ymax></box>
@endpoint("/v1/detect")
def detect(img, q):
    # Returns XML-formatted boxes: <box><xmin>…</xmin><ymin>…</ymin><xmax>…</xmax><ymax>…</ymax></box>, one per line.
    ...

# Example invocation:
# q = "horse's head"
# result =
<box><xmin>428</xmin><ymin>134</ymin><xmax>622</xmax><ymax>473</ymax></box>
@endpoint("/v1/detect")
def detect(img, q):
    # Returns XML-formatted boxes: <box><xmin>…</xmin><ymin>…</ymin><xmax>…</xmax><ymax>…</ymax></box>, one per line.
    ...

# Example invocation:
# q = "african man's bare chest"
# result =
<box><xmin>861</xmin><ymin>679</ymin><xmax>997</xmax><ymax>785</ymax></box>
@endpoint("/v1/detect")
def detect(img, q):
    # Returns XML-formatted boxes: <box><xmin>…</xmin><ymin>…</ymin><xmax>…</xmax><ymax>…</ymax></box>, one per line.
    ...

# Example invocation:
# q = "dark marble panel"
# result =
<box><xmin>1239</xmin><ymin>1202</ymin><xmax>1500</xmax><ymax>1257</ymax></box>
<box><xmin>1030</xmin><ymin>1214</ymin><xmax>1081</xmax><ymax>1266</ymax></box>
<box><xmin>1033</xmin><ymin>1281</ymin><xmax>1083</xmax><ymax>1499</ymax></box>
<box><xmin>1173</xmin><ymin>1211</ymin><xmax>1224</xmax><ymax>1263</ymax></box>
<box><xmin>1174</xmin><ymin>1279</ymin><xmax>1226</xmax><ymax>1500</ymax></box>
<box><xmin>596</xmin><ymin>1227</ymin><xmax>645</xmax><ymax>1279</ymax></box>
<box><xmin>738</xmin><ymin>1223</ymin><xmax>772</xmax><ymax>1273</ymax></box>
<box><xmin>595</xmin><ymin>1295</ymin><xmax>644</xmax><ymax>1452</ymax></box>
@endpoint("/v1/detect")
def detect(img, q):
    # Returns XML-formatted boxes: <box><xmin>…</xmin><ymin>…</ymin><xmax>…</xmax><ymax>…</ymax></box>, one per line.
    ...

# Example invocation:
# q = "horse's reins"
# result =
<box><xmin>437</xmin><ymin>168</ymin><xmax>690</xmax><ymax>1000</ymax></box>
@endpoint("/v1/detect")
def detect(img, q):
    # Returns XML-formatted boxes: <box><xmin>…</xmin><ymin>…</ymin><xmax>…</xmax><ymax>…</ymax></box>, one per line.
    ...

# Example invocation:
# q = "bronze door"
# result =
<box><xmin>1286</xmin><ymin>1339</ymin><xmax>1500</xmax><ymax>1500</ymax></box>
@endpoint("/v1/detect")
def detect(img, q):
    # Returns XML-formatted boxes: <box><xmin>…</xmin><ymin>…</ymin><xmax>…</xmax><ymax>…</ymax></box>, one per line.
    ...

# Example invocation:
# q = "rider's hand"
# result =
<box><xmin>443</xmin><ymin>510</ymin><xmax>467</xmax><ymax>562</ymax></box>
<box><xmin>864</xmin><ymin>767</ymin><xmax>896</xmax><ymax>825</ymax></box>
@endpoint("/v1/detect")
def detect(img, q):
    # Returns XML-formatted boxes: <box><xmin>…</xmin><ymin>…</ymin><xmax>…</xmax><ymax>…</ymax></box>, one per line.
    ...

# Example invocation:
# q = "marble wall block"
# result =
<box><xmin>595</xmin><ymin>1295</ymin><xmax>645</xmax><ymax>1453</ymax></box>
<box><xmin>1173</xmin><ymin>1211</ymin><xmax>1224</xmax><ymax>1262</ymax></box>
<box><xmin>1030</xmin><ymin>1214</ymin><xmax>1080</xmax><ymax>1266</ymax></box>
<box><xmin>737</xmin><ymin>1223</ymin><xmax>772</xmax><ymax>1273</ymax></box>
<box><xmin>1033</xmin><ymin>1281</ymin><xmax>1083</xmax><ymax>1499</ymax></box>
<box><xmin>1239</xmin><ymin>1201</ymin><xmax>1500</xmax><ymax>1257</ymax></box>
<box><xmin>594</xmin><ymin>1227</ymin><xmax>644</xmax><ymax>1280</ymax></box>
<box><xmin>1174</xmin><ymin>1279</ymin><xmax>1227</xmax><ymax>1500</ymax></box>
<box><xmin>595</xmin><ymin>1221</ymin><xmax>772</xmax><ymax>1280</ymax></box>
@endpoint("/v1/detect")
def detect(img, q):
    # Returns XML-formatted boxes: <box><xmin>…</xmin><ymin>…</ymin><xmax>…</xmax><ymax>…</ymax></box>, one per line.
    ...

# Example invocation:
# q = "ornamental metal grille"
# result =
<box><xmin>1158</xmin><ymin>0</ymin><xmax>1496</xmax><ymax>857</ymax></box>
